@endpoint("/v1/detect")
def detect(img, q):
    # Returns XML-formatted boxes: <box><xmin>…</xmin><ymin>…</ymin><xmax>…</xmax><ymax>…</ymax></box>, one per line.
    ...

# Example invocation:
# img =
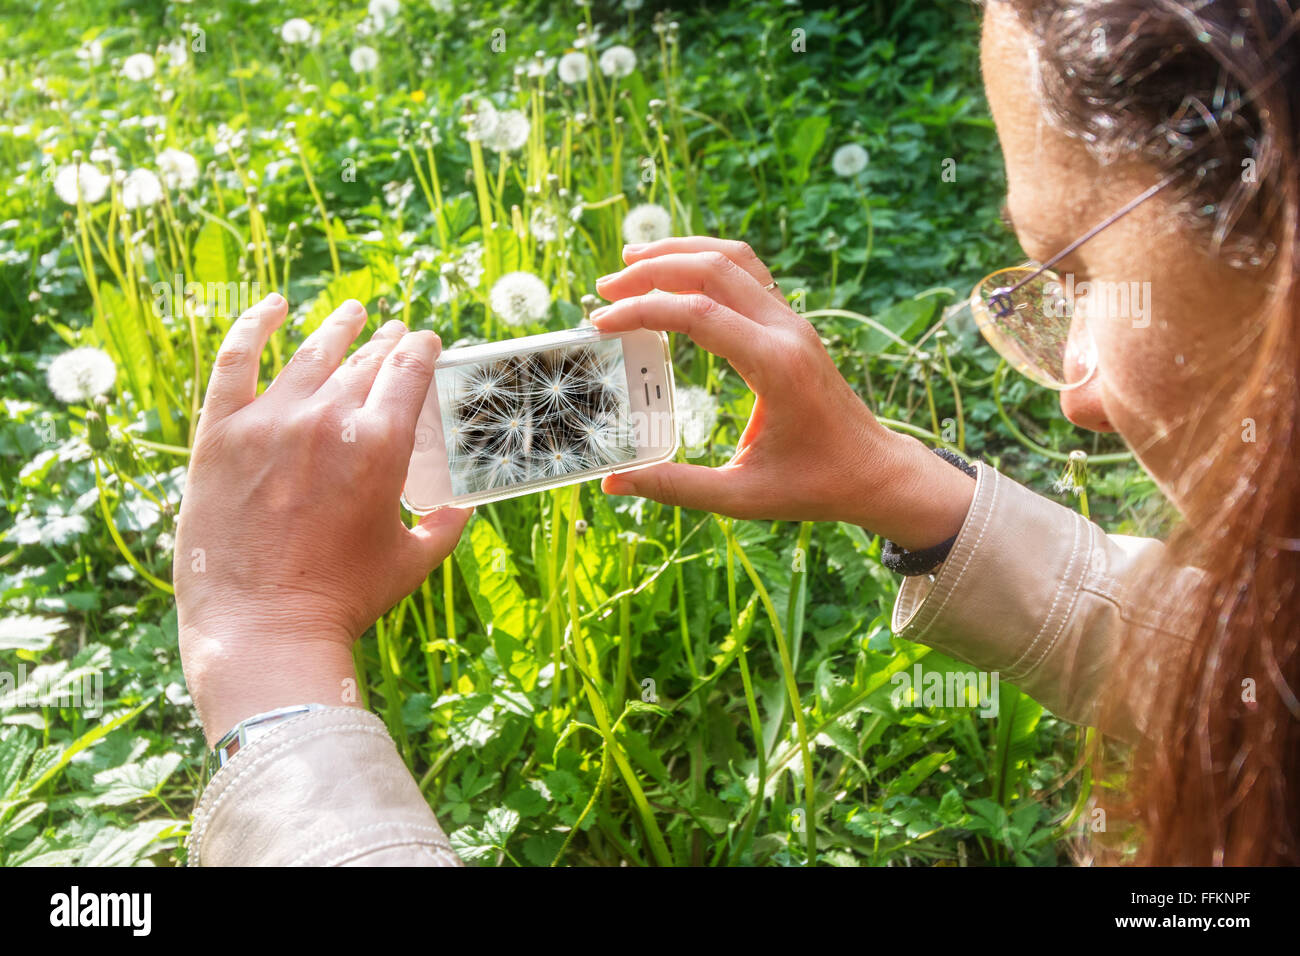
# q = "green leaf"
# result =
<box><xmin>11</xmin><ymin>699</ymin><xmax>154</xmax><ymax>803</ymax></box>
<box><xmin>504</xmin><ymin>786</ymin><xmax>547</xmax><ymax>818</ymax></box>
<box><xmin>449</xmin><ymin>807</ymin><xmax>520</xmax><ymax>861</ymax></box>
<box><xmin>455</xmin><ymin>519</ymin><xmax>539</xmax><ymax>691</ymax></box>
<box><xmin>93</xmin><ymin>283</ymin><xmax>152</xmax><ymax>402</ymax></box>
<box><xmin>0</xmin><ymin>614</ymin><xmax>66</xmax><ymax>652</ymax></box>
<box><xmin>785</xmin><ymin>115</ymin><xmax>831</xmax><ymax>183</ymax></box>
<box><xmin>192</xmin><ymin>220</ymin><xmax>239</xmax><ymax>287</ymax></box>
<box><xmin>299</xmin><ymin>261</ymin><xmax>397</xmax><ymax>337</ymax></box>
<box><xmin>90</xmin><ymin>753</ymin><xmax>183</xmax><ymax>807</ymax></box>
<box><xmin>858</xmin><ymin>295</ymin><xmax>940</xmax><ymax>354</ymax></box>
<box><xmin>0</xmin><ymin>730</ymin><xmax>38</xmax><ymax>801</ymax></box>
<box><xmin>893</xmin><ymin>748</ymin><xmax>955</xmax><ymax>796</ymax></box>
<box><xmin>77</xmin><ymin>819</ymin><xmax>175</xmax><ymax>866</ymax></box>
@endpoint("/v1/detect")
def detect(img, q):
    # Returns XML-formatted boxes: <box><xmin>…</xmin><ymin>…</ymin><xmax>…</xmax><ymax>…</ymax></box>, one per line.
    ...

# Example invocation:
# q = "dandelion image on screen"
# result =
<box><xmin>438</xmin><ymin>340</ymin><xmax>637</xmax><ymax>497</ymax></box>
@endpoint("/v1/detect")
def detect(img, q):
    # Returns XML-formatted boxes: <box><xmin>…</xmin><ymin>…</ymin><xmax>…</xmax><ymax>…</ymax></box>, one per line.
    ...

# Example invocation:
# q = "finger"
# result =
<box><xmin>363</xmin><ymin>330</ymin><xmax>442</xmax><ymax>440</ymax></box>
<box><xmin>201</xmin><ymin>293</ymin><xmax>289</xmax><ymax>423</ymax></box>
<box><xmin>622</xmin><ymin>237</ymin><xmax>784</xmax><ymax>301</ymax></box>
<box><xmin>266</xmin><ymin>299</ymin><xmax>369</xmax><ymax>399</ymax></box>
<box><xmin>320</xmin><ymin>318</ymin><xmax>407</xmax><ymax>404</ymax></box>
<box><xmin>401</xmin><ymin>507</ymin><xmax>473</xmax><ymax>579</ymax></box>
<box><xmin>601</xmin><ymin>462</ymin><xmax>743</xmax><ymax>514</ymax></box>
<box><xmin>588</xmin><ymin>293</ymin><xmax>770</xmax><ymax>387</ymax></box>
<box><xmin>595</xmin><ymin>252</ymin><xmax>780</xmax><ymax>322</ymax></box>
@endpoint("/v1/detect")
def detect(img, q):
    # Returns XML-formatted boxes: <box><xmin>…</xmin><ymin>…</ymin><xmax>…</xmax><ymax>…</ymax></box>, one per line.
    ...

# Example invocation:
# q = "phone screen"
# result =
<box><xmin>436</xmin><ymin>338</ymin><xmax>637</xmax><ymax>498</ymax></box>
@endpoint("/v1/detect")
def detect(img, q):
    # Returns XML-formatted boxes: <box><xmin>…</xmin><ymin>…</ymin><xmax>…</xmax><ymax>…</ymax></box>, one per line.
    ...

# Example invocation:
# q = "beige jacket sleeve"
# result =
<box><xmin>189</xmin><ymin>706</ymin><xmax>461</xmax><ymax>866</ymax></box>
<box><xmin>892</xmin><ymin>461</ymin><xmax>1201</xmax><ymax>741</ymax></box>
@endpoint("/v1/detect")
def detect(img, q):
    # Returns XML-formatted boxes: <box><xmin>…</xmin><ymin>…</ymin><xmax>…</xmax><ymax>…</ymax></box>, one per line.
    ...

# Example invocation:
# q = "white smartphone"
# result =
<box><xmin>402</xmin><ymin>326</ymin><xmax>678</xmax><ymax>512</ymax></box>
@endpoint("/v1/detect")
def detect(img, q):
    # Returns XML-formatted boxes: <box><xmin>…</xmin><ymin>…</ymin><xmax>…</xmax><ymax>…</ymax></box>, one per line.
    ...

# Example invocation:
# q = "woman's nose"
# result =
<box><xmin>1059</xmin><ymin>374</ymin><xmax>1115</xmax><ymax>432</ymax></box>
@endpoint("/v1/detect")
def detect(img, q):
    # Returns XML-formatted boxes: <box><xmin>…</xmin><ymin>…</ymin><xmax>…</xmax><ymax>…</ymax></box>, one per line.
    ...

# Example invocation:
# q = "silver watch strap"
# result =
<box><xmin>210</xmin><ymin>703</ymin><xmax>327</xmax><ymax>772</ymax></box>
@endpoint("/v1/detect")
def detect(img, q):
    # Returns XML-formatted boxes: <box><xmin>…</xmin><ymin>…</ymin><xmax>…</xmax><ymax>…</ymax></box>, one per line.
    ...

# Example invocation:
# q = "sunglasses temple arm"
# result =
<box><xmin>1002</xmin><ymin>170</ymin><xmax>1183</xmax><ymax>298</ymax></box>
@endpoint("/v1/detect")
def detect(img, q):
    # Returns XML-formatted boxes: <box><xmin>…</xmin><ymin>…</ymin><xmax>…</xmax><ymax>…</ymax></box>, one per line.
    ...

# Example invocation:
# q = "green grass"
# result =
<box><xmin>0</xmin><ymin>0</ymin><xmax>1165</xmax><ymax>866</ymax></box>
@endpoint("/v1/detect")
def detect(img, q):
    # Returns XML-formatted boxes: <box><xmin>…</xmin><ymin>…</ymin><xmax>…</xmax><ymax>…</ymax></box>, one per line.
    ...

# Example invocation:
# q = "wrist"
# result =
<box><xmin>181</xmin><ymin>625</ymin><xmax>359</xmax><ymax>747</ymax></box>
<box><xmin>851</xmin><ymin>431</ymin><xmax>977</xmax><ymax>551</ymax></box>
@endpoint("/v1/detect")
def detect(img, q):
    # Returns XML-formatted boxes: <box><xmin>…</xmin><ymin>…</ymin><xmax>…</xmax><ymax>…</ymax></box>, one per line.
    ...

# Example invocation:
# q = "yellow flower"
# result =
<box><xmin>410</xmin><ymin>90</ymin><xmax>426</xmax><ymax>104</ymax></box>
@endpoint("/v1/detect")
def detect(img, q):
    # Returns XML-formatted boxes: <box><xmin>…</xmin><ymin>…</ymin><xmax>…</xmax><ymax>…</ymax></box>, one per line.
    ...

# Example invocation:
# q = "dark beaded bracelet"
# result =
<box><xmin>879</xmin><ymin>448</ymin><xmax>978</xmax><ymax>576</ymax></box>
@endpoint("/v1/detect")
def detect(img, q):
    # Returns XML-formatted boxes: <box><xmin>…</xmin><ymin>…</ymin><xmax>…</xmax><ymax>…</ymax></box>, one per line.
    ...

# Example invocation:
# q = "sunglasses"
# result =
<box><xmin>947</xmin><ymin>170</ymin><xmax>1181</xmax><ymax>391</ymax></box>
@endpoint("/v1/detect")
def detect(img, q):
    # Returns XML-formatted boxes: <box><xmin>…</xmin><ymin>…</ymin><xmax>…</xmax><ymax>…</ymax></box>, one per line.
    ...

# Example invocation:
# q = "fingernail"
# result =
<box><xmin>341</xmin><ymin>298</ymin><xmax>366</xmax><ymax>317</ymax></box>
<box><xmin>263</xmin><ymin>292</ymin><xmax>286</xmax><ymax>309</ymax></box>
<box><xmin>589</xmin><ymin>305</ymin><xmax>611</xmax><ymax>321</ymax></box>
<box><xmin>595</xmin><ymin>271</ymin><xmax>621</xmax><ymax>284</ymax></box>
<box><xmin>622</xmin><ymin>243</ymin><xmax>646</xmax><ymax>256</ymax></box>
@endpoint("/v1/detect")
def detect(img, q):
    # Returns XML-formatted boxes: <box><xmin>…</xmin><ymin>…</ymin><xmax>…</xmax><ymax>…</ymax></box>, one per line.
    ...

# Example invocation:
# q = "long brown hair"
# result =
<box><xmin>1003</xmin><ymin>0</ymin><xmax>1300</xmax><ymax>864</ymax></box>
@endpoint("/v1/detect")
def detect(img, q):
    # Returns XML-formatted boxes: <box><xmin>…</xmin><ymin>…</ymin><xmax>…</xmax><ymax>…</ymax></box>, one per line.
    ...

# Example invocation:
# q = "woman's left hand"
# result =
<box><xmin>175</xmin><ymin>294</ymin><xmax>470</xmax><ymax>745</ymax></box>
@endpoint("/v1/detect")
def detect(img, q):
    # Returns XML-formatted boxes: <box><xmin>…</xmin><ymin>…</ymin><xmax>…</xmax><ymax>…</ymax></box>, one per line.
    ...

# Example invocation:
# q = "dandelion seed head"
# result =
<box><xmin>121</xmin><ymin>168</ymin><xmax>163</xmax><ymax>210</ymax></box>
<box><xmin>489</xmin><ymin>271</ymin><xmax>550</xmax><ymax>326</ymax></box>
<box><xmin>535</xmin><ymin>437</ymin><xmax>585</xmax><ymax>478</ymax></box>
<box><xmin>349</xmin><ymin>45</ymin><xmax>380</xmax><ymax>74</ymax></box>
<box><xmin>280</xmin><ymin>18</ymin><xmax>317</xmax><ymax>45</ymax></box>
<box><xmin>574</xmin><ymin>410</ymin><xmax>630</xmax><ymax>463</ymax></box>
<box><xmin>77</xmin><ymin>40</ymin><xmax>104</xmax><ymax>67</ymax></box>
<box><xmin>487</xmin><ymin>109</ymin><xmax>530</xmax><ymax>153</ymax></box>
<box><xmin>368</xmin><ymin>0</ymin><xmax>401</xmax><ymax>26</ymax></box>
<box><xmin>530</xmin><ymin>206</ymin><xmax>559</xmax><ymax>242</ymax></box>
<box><xmin>462</xmin><ymin>362</ymin><xmax>516</xmax><ymax>405</ymax></box>
<box><xmin>599</xmin><ymin>45</ymin><xmax>638</xmax><ymax>78</ymax></box>
<box><xmin>453</xmin><ymin>242</ymin><xmax>485</xmax><ymax>289</ymax></box>
<box><xmin>483</xmin><ymin>406</ymin><xmax>531</xmax><ymax>443</ymax></box>
<box><xmin>47</xmin><ymin>347</ymin><xmax>117</xmax><ymax>404</ymax></box>
<box><xmin>533</xmin><ymin>368</ymin><xmax>582</xmax><ymax>414</ymax></box>
<box><xmin>526</xmin><ymin>53</ymin><xmax>555</xmax><ymax>78</ymax></box>
<box><xmin>675</xmin><ymin>384</ymin><xmax>719</xmax><ymax>448</ymax></box>
<box><xmin>482</xmin><ymin>451</ymin><xmax>528</xmax><ymax>488</ymax></box>
<box><xmin>161</xmin><ymin>38</ymin><xmax>188</xmax><ymax>70</ymax></box>
<box><xmin>156</xmin><ymin>148</ymin><xmax>199</xmax><ymax>190</ymax></box>
<box><xmin>383</xmin><ymin>179</ymin><xmax>415</xmax><ymax>207</ymax></box>
<box><xmin>121</xmin><ymin>52</ymin><xmax>156</xmax><ymax>82</ymax></box>
<box><xmin>831</xmin><ymin>143</ymin><xmax>869</xmax><ymax>178</ymax></box>
<box><xmin>447</xmin><ymin>421</ymin><xmax>474</xmax><ymax>455</ymax></box>
<box><xmin>557</xmin><ymin>51</ymin><xmax>589</xmax><ymax>85</ymax></box>
<box><xmin>621</xmin><ymin>203</ymin><xmax>671</xmax><ymax>244</ymax></box>
<box><xmin>54</xmin><ymin>163</ymin><xmax>110</xmax><ymax>205</ymax></box>
<box><xmin>461</xmin><ymin>99</ymin><xmax>499</xmax><ymax>142</ymax></box>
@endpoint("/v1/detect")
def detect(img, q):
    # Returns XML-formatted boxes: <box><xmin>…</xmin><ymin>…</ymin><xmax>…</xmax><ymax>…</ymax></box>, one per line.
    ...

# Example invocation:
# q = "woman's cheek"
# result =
<box><xmin>1091</xmin><ymin>324</ymin><xmax>1178</xmax><ymax>465</ymax></box>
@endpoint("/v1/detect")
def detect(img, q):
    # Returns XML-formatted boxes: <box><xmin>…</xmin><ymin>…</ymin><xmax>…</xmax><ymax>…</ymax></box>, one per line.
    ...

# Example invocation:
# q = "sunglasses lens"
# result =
<box><xmin>971</xmin><ymin>266</ymin><xmax>1096</xmax><ymax>390</ymax></box>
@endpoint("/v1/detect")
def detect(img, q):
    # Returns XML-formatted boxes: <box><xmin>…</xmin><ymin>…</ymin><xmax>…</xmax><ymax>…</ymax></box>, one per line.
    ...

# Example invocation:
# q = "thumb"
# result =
<box><xmin>601</xmin><ymin>462</ymin><xmax>741</xmax><ymax>514</ymax></box>
<box><xmin>400</xmin><ymin>506</ymin><xmax>474</xmax><ymax>583</ymax></box>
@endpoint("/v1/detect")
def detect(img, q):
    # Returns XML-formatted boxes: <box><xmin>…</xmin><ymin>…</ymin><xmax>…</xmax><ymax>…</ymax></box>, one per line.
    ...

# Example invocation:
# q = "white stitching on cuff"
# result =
<box><xmin>314</xmin><ymin>836</ymin><xmax>463</xmax><ymax>868</ymax></box>
<box><xmin>293</xmin><ymin>821</ymin><xmax>453</xmax><ymax>866</ymax></box>
<box><xmin>905</xmin><ymin>463</ymin><xmax>1000</xmax><ymax>644</ymax></box>
<box><xmin>1005</xmin><ymin>506</ymin><xmax>1086</xmax><ymax>678</ymax></box>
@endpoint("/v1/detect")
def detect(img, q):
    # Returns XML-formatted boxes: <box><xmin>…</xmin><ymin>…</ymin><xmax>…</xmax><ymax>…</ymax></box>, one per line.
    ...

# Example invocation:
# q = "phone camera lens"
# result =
<box><xmin>641</xmin><ymin>367</ymin><xmax>648</xmax><ymax>374</ymax></box>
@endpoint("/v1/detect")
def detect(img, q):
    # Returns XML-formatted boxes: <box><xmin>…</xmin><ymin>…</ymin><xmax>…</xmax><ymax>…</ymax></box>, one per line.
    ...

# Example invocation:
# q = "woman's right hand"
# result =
<box><xmin>591</xmin><ymin>237</ymin><xmax>975</xmax><ymax>550</ymax></box>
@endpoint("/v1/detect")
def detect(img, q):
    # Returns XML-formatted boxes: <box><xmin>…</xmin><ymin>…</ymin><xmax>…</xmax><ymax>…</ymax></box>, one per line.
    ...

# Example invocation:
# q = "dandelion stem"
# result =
<box><xmin>674</xmin><ymin>504</ymin><xmax>697</xmax><ymax>678</ymax></box>
<box><xmin>722</xmin><ymin>518</ymin><xmax>767</xmax><ymax>865</ymax></box>
<box><xmin>293</xmin><ymin>136</ymin><xmax>341</xmax><ymax>278</ymax></box>
<box><xmin>721</xmin><ymin>520</ymin><xmax>816</xmax><ymax>865</ymax></box>
<box><xmin>442</xmin><ymin>557</ymin><xmax>458</xmax><ymax>690</ymax></box>
<box><xmin>563</xmin><ymin>485</ymin><xmax>673</xmax><ymax>866</ymax></box>
<box><xmin>92</xmin><ymin>457</ymin><xmax>172</xmax><ymax>594</ymax></box>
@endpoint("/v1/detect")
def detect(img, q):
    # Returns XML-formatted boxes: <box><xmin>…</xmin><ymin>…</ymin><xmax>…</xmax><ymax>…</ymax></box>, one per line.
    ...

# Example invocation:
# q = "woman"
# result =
<box><xmin>178</xmin><ymin>0</ymin><xmax>1298</xmax><ymax>865</ymax></box>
